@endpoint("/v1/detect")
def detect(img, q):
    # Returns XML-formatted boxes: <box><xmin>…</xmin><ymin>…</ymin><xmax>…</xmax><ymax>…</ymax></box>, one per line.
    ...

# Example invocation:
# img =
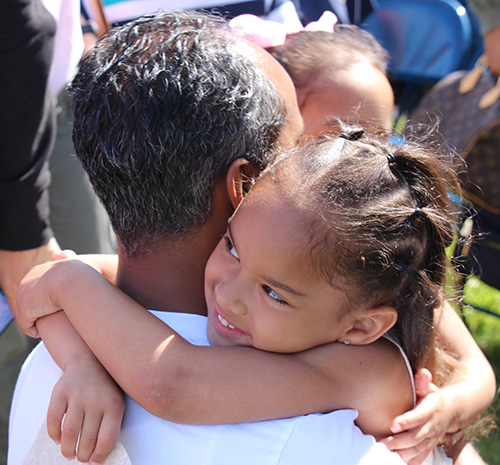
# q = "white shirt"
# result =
<box><xmin>9</xmin><ymin>311</ymin><xmax>405</xmax><ymax>465</ymax></box>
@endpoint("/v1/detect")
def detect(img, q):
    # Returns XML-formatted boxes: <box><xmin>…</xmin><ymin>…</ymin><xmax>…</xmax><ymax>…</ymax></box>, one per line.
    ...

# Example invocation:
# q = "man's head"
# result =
<box><xmin>70</xmin><ymin>10</ymin><xmax>302</xmax><ymax>257</ymax></box>
<box><xmin>271</xmin><ymin>26</ymin><xmax>394</xmax><ymax>139</ymax></box>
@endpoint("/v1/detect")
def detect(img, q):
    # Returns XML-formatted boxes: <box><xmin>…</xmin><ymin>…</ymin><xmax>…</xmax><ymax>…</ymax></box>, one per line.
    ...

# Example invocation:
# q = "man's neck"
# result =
<box><xmin>115</xmin><ymin>179</ymin><xmax>234</xmax><ymax>316</ymax></box>
<box><xmin>115</xmin><ymin>229</ymin><xmax>224</xmax><ymax>317</ymax></box>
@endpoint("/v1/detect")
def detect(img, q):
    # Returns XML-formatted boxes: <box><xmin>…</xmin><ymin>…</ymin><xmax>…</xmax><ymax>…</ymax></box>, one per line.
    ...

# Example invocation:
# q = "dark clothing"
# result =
<box><xmin>298</xmin><ymin>0</ymin><xmax>376</xmax><ymax>25</ymax></box>
<box><xmin>0</xmin><ymin>0</ymin><xmax>56</xmax><ymax>250</ymax></box>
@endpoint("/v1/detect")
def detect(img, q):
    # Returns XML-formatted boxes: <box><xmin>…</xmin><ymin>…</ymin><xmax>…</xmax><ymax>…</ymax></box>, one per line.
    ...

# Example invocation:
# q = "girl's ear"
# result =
<box><xmin>341</xmin><ymin>306</ymin><xmax>398</xmax><ymax>346</ymax></box>
<box><xmin>225</xmin><ymin>158</ymin><xmax>260</xmax><ymax>208</ymax></box>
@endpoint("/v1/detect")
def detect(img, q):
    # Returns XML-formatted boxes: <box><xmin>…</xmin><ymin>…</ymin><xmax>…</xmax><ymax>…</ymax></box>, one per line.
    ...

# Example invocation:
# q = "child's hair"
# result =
<box><xmin>270</xmin><ymin>26</ymin><xmax>389</xmax><ymax>92</ymax></box>
<box><xmin>261</xmin><ymin>127</ymin><xmax>459</xmax><ymax>377</ymax></box>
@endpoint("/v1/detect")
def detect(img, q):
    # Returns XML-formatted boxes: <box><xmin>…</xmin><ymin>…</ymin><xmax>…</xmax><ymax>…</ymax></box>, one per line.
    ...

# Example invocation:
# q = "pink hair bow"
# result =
<box><xmin>229</xmin><ymin>11</ymin><xmax>338</xmax><ymax>49</ymax></box>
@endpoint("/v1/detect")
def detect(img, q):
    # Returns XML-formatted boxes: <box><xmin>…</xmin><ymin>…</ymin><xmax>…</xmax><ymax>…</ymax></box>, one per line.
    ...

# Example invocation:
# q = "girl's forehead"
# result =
<box><xmin>246</xmin><ymin>162</ymin><xmax>298</xmax><ymax>201</ymax></box>
<box><xmin>232</xmin><ymin>188</ymin><xmax>342</xmax><ymax>302</ymax></box>
<box><xmin>236</xmin><ymin>184</ymin><xmax>314</xmax><ymax>256</ymax></box>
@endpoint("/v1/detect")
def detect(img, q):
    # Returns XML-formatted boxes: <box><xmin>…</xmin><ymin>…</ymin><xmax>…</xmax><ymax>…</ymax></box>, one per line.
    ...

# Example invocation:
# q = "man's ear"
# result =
<box><xmin>225</xmin><ymin>158</ymin><xmax>260</xmax><ymax>208</ymax></box>
<box><xmin>341</xmin><ymin>306</ymin><xmax>398</xmax><ymax>346</ymax></box>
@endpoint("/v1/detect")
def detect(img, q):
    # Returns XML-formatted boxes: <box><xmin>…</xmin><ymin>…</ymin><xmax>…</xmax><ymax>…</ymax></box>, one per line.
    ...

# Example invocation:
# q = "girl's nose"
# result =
<box><xmin>216</xmin><ymin>279</ymin><xmax>248</xmax><ymax>316</ymax></box>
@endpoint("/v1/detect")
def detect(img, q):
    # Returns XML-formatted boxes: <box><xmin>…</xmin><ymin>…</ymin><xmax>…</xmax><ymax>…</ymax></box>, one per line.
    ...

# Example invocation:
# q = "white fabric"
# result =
<box><xmin>21</xmin><ymin>421</ymin><xmax>131</xmax><ymax>465</ymax></box>
<box><xmin>9</xmin><ymin>310</ymin><xmax>405</xmax><ymax>465</ymax></box>
<box><xmin>42</xmin><ymin>0</ymin><xmax>83</xmax><ymax>96</ymax></box>
<box><xmin>422</xmin><ymin>447</ymin><xmax>453</xmax><ymax>465</ymax></box>
<box><xmin>383</xmin><ymin>333</ymin><xmax>417</xmax><ymax>405</ymax></box>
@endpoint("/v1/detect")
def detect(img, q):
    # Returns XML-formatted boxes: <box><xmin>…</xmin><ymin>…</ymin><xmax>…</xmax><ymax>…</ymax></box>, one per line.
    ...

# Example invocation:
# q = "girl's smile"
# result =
<box><xmin>212</xmin><ymin>308</ymin><xmax>251</xmax><ymax>342</ymax></box>
<box><xmin>204</xmin><ymin>178</ymin><xmax>353</xmax><ymax>352</ymax></box>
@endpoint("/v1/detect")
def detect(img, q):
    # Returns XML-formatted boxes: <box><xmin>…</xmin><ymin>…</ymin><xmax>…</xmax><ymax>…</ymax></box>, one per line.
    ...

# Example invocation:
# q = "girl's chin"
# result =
<box><xmin>206</xmin><ymin>322</ymin><xmax>232</xmax><ymax>346</ymax></box>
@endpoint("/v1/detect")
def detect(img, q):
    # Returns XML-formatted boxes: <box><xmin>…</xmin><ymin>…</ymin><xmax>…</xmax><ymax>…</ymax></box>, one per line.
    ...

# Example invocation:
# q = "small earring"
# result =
<box><xmin>338</xmin><ymin>340</ymin><xmax>350</xmax><ymax>345</ymax></box>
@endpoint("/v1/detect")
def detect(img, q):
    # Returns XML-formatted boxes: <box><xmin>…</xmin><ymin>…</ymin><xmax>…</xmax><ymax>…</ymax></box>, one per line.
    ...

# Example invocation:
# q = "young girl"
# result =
<box><xmin>269</xmin><ymin>27</ymin><xmax>395</xmax><ymax>140</ymax></box>
<box><xmin>229</xmin><ymin>15</ymin><xmax>395</xmax><ymax>140</ymax></box>
<box><xmin>16</xmin><ymin>130</ymin><xmax>490</xmax><ymax>464</ymax></box>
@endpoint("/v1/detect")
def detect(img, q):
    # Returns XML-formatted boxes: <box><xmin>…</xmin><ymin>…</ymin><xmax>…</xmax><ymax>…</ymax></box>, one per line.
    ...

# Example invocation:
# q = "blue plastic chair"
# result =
<box><xmin>361</xmin><ymin>0</ymin><xmax>480</xmax><ymax>120</ymax></box>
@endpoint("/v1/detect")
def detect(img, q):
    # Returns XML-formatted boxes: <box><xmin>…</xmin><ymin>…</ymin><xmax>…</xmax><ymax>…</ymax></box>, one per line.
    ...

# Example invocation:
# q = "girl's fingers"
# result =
<box><xmin>59</xmin><ymin>405</ymin><xmax>84</xmax><ymax>460</ymax></box>
<box><xmin>89</xmin><ymin>413</ymin><xmax>122</xmax><ymax>465</ymax></box>
<box><xmin>391</xmin><ymin>393</ymin><xmax>438</xmax><ymax>433</ymax></box>
<box><xmin>391</xmin><ymin>438</ymin><xmax>435</xmax><ymax>463</ymax></box>
<box><xmin>382</xmin><ymin>423</ymin><xmax>436</xmax><ymax>451</ymax></box>
<box><xmin>46</xmin><ymin>389</ymin><xmax>68</xmax><ymax>444</ymax></box>
<box><xmin>381</xmin><ymin>430</ymin><xmax>417</xmax><ymax>450</ymax></box>
<box><xmin>54</xmin><ymin>249</ymin><xmax>77</xmax><ymax>260</ymax></box>
<box><xmin>414</xmin><ymin>368</ymin><xmax>432</xmax><ymax>396</ymax></box>
<box><xmin>76</xmin><ymin>412</ymin><xmax>102</xmax><ymax>463</ymax></box>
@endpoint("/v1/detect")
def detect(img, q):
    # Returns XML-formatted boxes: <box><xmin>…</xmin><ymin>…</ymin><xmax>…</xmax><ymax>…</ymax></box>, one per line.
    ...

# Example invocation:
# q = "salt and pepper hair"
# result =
<box><xmin>70</xmin><ymin>10</ymin><xmax>288</xmax><ymax>257</ymax></box>
<box><xmin>263</xmin><ymin>128</ymin><xmax>458</xmax><ymax>375</ymax></box>
<box><xmin>270</xmin><ymin>25</ymin><xmax>389</xmax><ymax>92</ymax></box>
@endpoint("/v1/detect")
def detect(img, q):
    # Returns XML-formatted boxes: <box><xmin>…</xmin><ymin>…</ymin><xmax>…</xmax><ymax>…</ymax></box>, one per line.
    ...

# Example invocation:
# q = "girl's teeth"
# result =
<box><xmin>218</xmin><ymin>314</ymin><xmax>236</xmax><ymax>330</ymax></box>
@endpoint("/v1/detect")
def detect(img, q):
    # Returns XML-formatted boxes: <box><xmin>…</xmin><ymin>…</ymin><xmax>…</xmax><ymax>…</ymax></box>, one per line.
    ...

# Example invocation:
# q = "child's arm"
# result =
<box><xmin>17</xmin><ymin>258</ymin><xmax>412</xmax><ymax>439</ymax></box>
<box><xmin>18</xmin><ymin>260</ymin><xmax>495</xmax><ymax>459</ymax></box>
<box><xmin>381</xmin><ymin>301</ymin><xmax>496</xmax><ymax>464</ymax></box>
<box><xmin>34</xmin><ymin>311</ymin><xmax>125</xmax><ymax>465</ymax></box>
<box><xmin>18</xmin><ymin>254</ymin><xmax>122</xmax><ymax>464</ymax></box>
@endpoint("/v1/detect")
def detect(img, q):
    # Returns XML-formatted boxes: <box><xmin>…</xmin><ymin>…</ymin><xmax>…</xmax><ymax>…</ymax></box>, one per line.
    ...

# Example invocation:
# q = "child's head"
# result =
<box><xmin>205</xmin><ymin>129</ymin><xmax>457</xmax><ymax>373</ymax></box>
<box><xmin>270</xmin><ymin>27</ymin><xmax>394</xmax><ymax>139</ymax></box>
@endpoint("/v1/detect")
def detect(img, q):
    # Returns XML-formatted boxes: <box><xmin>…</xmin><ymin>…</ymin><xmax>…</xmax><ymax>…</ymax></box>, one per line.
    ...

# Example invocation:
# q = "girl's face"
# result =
<box><xmin>204</xmin><ymin>182</ymin><xmax>354</xmax><ymax>353</ymax></box>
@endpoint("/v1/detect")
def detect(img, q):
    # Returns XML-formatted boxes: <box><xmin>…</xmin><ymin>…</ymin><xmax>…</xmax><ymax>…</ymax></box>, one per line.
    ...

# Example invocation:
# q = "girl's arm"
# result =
<box><xmin>18</xmin><ymin>258</ymin><xmax>494</xmax><ymax>460</ymax></box>
<box><xmin>434</xmin><ymin>301</ymin><xmax>496</xmax><ymax>430</ymax></box>
<box><xmin>17</xmin><ymin>258</ymin><xmax>412</xmax><ymax>439</ymax></box>
<box><xmin>381</xmin><ymin>301</ymin><xmax>496</xmax><ymax>463</ymax></box>
<box><xmin>18</xmin><ymin>254</ymin><xmax>122</xmax><ymax>464</ymax></box>
<box><xmin>34</xmin><ymin>312</ymin><xmax>124</xmax><ymax>464</ymax></box>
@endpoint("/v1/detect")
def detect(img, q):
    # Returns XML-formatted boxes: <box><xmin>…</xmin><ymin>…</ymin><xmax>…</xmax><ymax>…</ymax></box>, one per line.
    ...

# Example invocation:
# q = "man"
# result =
<box><xmin>9</xmin><ymin>10</ymin><xmax>406</xmax><ymax>465</ymax></box>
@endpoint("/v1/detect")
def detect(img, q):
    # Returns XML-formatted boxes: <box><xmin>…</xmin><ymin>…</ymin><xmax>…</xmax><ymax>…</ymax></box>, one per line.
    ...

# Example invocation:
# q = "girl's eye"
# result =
<box><xmin>262</xmin><ymin>285</ymin><xmax>287</xmax><ymax>305</ymax></box>
<box><xmin>224</xmin><ymin>236</ymin><xmax>239</xmax><ymax>259</ymax></box>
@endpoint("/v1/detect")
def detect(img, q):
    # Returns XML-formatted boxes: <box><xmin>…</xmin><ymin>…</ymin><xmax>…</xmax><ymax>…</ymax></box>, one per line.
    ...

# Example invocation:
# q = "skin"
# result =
<box><xmin>16</xmin><ymin>162</ymin><xmax>494</xmax><ymax>465</ymax></box>
<box><xmin>205</xmin><ymin>181</ymin><xmax>395</xmax><ymax>353</ymax></box>
<box><xmin>484</xmin><ymin>26</ymin><xmax>500</xmax><ymax>76</ymax></box>
<box><xmin>14</xmin><ymin>37</ymin><xmax>496</xmax><ymax>465</ymax></box>
<box><xmin>0</xmin><ymin>237</ymin><xmax>61</xmax><ymax>314</ymax></box>
<box><xmin>14</xmin><ymin>39</ymin><xmax>307</xmax><ymax>465</ymax></box>
<box><xmin>297</xmin><ymin>59</ymin><xmax>394</xmax><ymax>140</ymax></box>
<box><xmin>18</xmin><ymin>176</ymin><xmax>413</xmax><ymax>436</ymax></box>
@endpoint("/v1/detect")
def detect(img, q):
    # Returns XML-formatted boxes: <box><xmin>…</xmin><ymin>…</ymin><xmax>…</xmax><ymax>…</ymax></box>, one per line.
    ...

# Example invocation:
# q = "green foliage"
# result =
<box><xmin>460</xmin><ymin>277</ymin><xmax>500</xmax><ymax>464</ymax></box>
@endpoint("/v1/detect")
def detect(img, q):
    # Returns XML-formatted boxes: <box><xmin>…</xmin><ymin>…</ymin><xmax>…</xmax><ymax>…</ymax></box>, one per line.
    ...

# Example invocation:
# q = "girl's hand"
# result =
<box><xmin>47</xmin><ymin>356</ymin><xmax>125</xmax><ymax>465</ymax></box>
<box><xmin>380</xmin><ymin>369</ymin><xmax>451</xmax><ymax>465</ymax></box>
<box><xmin>16</xmin><ymin>259</ymin><xmax>81</xmax><ymax>338</ymax></box>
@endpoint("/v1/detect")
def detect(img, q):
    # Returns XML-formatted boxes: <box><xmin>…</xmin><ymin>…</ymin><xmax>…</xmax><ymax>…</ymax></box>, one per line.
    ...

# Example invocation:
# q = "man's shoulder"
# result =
<box><xmin>148</xmin><ymin>310</ymin><xmax>209</xmax><ymax>345</ymax></box>
<box><xmin>8</xmin><ymin>343</ymin><xmax>62</xmax><ymax>465</ymax></box>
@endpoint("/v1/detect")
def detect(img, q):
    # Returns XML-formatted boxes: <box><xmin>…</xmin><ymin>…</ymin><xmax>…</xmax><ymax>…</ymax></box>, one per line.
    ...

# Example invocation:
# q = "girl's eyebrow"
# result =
<box><xmin>228</xmin><ymin>219</ymin><xmax>305</xmax><ymax>298</ymax></box>
<box><xmin>261</xmin><ymin>275</ymin><xmax>306</xmax><ymax>297</ymax></box>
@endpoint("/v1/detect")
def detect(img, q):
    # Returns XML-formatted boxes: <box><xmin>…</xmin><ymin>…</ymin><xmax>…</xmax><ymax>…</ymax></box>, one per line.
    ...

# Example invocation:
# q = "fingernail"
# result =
<box><xmin>391</xmin><ymin>422</ymin><xmax>402</xmax><ymax>433</ymax></box>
